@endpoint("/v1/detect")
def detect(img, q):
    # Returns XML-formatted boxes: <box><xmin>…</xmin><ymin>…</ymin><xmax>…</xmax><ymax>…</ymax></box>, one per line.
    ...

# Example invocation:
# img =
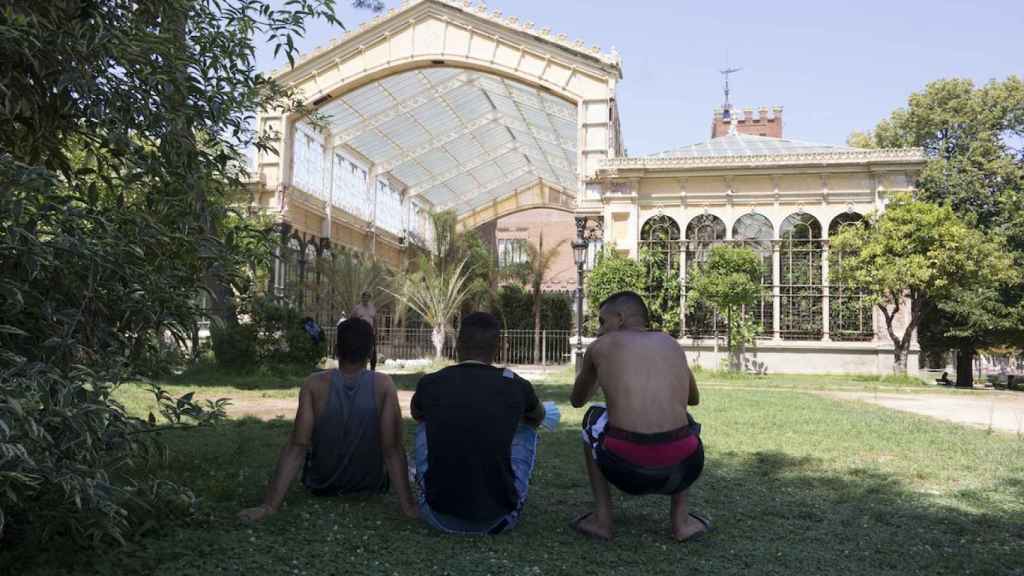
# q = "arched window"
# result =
<box><xmin>685</xmin><ymin>214</ymin><xmax>727</xmax><ymax>263</ymax></box>
<box><xmin>641</xmin><ymin>215</ymin><xmax>682</xmax><ymax>271</ymax></box>
<box><xmin>779</xmin><ymin>213</ymin><xmax>823</xmax><ymax>340</ymax></box>
<box><xmin>732</xmin><ymin>213</ymin><xmax>775</xmax><ymax>335</ymax></box>
<box><xmin>684</xmin><ymin>214</ymin><xmax>727</xmax><ymax>338</ymax></box>
<box><xmin>828</xmin><ymin>211</ymin><xmax>864</xmax><ymax>237</ymax></box>
<box><xmin>640</xmin><ymin>215</ymin><xmax>682</xmax><ymax>335</ymax></box>
<box><xmin>828</xmin><ymin>211</ymin><xmax>873</xmax><ymax>341</ymax></box>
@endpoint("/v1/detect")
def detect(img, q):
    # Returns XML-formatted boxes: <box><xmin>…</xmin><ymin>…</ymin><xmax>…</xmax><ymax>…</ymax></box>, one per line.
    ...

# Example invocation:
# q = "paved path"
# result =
<box><xmin>227</xmin><ymin>391</ymin><xmax>415</xmax><ymax>421</ymax></box>
<box><xmin>223</xmin><ymin>366</ymin><xmax>560</xmax><ymax>421</ymax></box>
<box><xmin>820</xmin><ymin>390</ymin><xmax>1024</xmax><ymax>434</ymax></box>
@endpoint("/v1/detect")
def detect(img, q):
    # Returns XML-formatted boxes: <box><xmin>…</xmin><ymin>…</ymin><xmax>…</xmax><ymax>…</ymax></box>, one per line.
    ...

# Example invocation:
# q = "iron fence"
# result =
<box><xmin>321</xmin><ymin>326</ymin><xmax>573</xmax><ymax>366</ymax></box>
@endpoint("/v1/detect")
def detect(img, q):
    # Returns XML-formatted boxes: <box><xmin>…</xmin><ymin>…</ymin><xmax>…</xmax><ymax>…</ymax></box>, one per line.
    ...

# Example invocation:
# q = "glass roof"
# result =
<box><xmin>652</xmin><ymin>133</ymin><xmax>857</xmax><ymax>158</ymax></box>
<box><xmin>317</xmin><ymin>67</ymin><xmax>577</xmax><ymax>215</ymax></box>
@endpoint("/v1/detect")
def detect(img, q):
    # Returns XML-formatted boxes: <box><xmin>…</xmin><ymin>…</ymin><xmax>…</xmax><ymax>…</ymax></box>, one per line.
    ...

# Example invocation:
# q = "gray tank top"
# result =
<box><xmin>302</xmin><ymin>369</ymin><xmax>387</xmax><ymax>495</ymax></box>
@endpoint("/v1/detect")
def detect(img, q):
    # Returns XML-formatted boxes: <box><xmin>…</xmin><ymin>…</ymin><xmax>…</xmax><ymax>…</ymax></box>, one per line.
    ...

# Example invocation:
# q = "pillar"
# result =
<box><xmin>679</xmin><ymin>242</ymin><xmax>688</xmax><ymax>336</ymax></box>
<box><xmin>821</xmin><ymin>240</ymin><xmax>831</xmax><ymax>342</ymax></box>
<box><xmin>772</xmin><ymin>240</ymin><xmax>781</xmax><ymax>340</ymax></box>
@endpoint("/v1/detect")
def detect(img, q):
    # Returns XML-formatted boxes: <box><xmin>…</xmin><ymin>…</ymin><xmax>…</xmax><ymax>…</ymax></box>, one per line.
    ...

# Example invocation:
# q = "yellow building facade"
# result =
<box><xmin>254</xmin><ymin>0</ymin><xmax>926</xmax><ymax>373</ymax></box>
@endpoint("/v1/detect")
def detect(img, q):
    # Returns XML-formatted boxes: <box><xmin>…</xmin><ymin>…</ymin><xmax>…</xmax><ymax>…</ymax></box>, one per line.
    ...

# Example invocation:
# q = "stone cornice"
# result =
<box><xmin>597</xmin><ymin>148</ymin><xmax>926</xmax><ymax>176</ymax></box>
<box><xmin>270</xmin><ymin>0</ymin><xmax>622</xmax><ymax>84</ymax></box>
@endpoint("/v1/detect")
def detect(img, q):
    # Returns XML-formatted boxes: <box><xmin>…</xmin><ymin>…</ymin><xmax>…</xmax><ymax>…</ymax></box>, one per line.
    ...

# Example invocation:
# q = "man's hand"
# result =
<box><xmin>238</xmin><ymin>505</ymin><xmax>274</xmax><ymax>522</ymax></box>
<box><xmin>571</xmin><ymin>343</ymin><xmax>600</xmax><ymax>408</ymax></box>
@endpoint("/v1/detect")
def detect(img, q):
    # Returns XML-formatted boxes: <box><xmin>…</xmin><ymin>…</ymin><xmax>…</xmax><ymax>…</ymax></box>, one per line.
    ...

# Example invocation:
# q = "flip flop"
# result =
<box><xmin>569</xmin><ymin>512</ymin><xmax>611</xmax><ymax>541</ymax></box>
<box><xmin>677</xmin><ymin>512</ymin><xmax>713</xmax><ymax>543</ymax></box>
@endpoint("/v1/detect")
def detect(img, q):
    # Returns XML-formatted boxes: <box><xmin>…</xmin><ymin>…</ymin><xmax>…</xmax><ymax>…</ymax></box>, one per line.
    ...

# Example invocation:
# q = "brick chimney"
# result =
<box><xmin>712</xmin><ymin>105</ymin><xmax>783</xmax><ymax>138</ymax></box>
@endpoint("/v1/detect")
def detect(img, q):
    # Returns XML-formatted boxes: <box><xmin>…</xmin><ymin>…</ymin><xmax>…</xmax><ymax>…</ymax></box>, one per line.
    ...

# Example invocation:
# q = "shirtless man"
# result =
<box><xmin>349</xmin><ymin>291</ymin><xmax>377</xmax><ymax>370</ymax></box>
<box><xmin>238</xmin><ymin>318</ymin><xmax>416</xmax><ymax>522</ymax></box>
<box><xmin>570</xmin><ymin>291</ymin><xmax>708</xmax><ymax>542</ymax></box>
<box><xmin>350</xmin><ymin>291</ymin><xmax>376</xmax><ymax>327</ymax></box>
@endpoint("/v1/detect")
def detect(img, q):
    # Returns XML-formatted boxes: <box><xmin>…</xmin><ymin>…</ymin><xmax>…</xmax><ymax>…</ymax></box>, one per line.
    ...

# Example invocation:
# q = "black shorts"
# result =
<box><xmin>582</xmin><ymin>405</ymin><xmax>704</xmax><ymax>496</ymax></box>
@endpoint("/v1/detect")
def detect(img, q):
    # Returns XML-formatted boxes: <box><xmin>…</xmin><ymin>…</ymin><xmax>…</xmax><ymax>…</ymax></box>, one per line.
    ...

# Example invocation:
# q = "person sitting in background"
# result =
<box><xmin>239</xmin><ymin>318</ymin><xmax>416</xmax><ymax>521</ymax></box>
<box><xmin>410</xmin><ymin>312</ymin><xmax>547</xmax><ymax>534</ymax></box>
<box><xmin>570</xmin><ymin>291</ymin><xmax>708</xmax><ymax>542</ymax></box>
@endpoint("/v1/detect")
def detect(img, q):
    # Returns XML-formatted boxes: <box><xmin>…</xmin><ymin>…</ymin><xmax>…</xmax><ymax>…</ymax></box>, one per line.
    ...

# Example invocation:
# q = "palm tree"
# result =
<box><xmin>311</xmin><ymin>248</ymin><xmax>393</xmax><ymax>324</ymax></box>
<box><xmin>394</xmin><ymin>258</ymin><xmax>473</xmax><ymax>359</ymax></box>
<box><xmin>523</xmin><ymin>233</ymin><xmax>566</xmax><ymax>363</ymax></box>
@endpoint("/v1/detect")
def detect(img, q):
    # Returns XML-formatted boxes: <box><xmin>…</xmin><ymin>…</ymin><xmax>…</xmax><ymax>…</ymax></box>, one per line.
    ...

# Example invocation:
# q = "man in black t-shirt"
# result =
<box><xmin>411</xmin><ymin>312</ymin><xmax>546</xmax><ymax>534</ymax></box>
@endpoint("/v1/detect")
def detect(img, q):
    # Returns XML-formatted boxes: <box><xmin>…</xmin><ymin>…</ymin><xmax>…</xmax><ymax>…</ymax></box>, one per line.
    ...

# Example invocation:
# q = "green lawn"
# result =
<box><xmin>6</xmin><ymin>367</ymin><xmax>1023</xmax><ymax>575</ymax></box>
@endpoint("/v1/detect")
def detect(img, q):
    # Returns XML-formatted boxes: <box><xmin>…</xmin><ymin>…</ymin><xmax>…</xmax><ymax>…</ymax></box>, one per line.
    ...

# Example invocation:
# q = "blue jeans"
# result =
<box><xmin>414</xmin><ymin>423</ymin><xmax>538</xmax><ymax>534</ymax></box>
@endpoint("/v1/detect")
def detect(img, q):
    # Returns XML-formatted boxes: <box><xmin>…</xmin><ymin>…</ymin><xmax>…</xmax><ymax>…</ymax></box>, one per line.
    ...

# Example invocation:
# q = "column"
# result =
<box><xmin>821</xmin><ymin>240</ymin><xmax>831</xmax><ymax>342</ymax></box>
<box><xmin>368</xmin><ymin>167</ymin><xmax>378</xmax><ymax>257</ymax></box>
<box><xmin>323</xmin><ymin>142</ymin><xmax>334</xmax><ymax>241</ymax></box>
<box><xmin>772</xmin><ymin>241</ymin><xmax>781</xmax><ymax>340</ymax></box>
<box><xmin>297</xmin><ymin>237</ymin><xmax>307</xmax><ymax>310</ymax></box>
<box><xmin>679</xmin><ymin>242</ymin><xmax>687</xmax><ymax>337</ymax></box>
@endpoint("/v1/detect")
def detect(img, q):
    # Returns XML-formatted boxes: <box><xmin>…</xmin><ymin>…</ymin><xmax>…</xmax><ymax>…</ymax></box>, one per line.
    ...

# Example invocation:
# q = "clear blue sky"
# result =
<box><xmin>256</xmin><ymin>0</ymin><xmax>1023</xmax><ymax>156</ymax></box>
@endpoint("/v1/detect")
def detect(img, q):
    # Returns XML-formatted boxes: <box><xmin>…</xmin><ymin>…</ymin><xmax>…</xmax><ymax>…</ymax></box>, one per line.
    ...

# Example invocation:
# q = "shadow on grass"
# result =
<box><xmin>6</xmin><ymin>417</ymin><xmax>1021</xmax><ymax>576</ymax></box>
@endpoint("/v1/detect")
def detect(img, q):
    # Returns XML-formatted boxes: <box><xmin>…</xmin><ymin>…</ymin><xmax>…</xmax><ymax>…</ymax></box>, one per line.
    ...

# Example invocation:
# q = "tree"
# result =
<box><xmin>393</xmin><ymin>211</ymin><xmax>475</xmax><ymax>359</ymax></box>
<box><xmin>849</xmin><ymin>77</ymin><xmax>1024</xmax><ymax>384</ymax></box>
<box><xmin>520</xmin><ymin>234</ymin><xmax>566</xmax><ymax>363</ymax></box>
<box><xmin>830</xmin><ymin>195</ymin><xmax>1017</xmax><ymax>374</ymax></box>
<box><xmin>586</xmin><ymin>247</ymin><xmax>646</xmax><ymax>330</ymax></box>
<box><xmin>0</xmin><ymin>0</ymin><xmax>375</xmax><ymax>548</ymax></box>
<box><xmin>395</xmin><ymin>260</ymin><xmax>473</xmax><ymax>359</ymax></box>
<box><xmin>685</xmin><ymin>245</ymin><xmax>765</xmax><ymax>371</ymax></box>
<box><xmin>307</xmin><ymin>248</ymin><xmax>394</xmax><ymax>324</ymax></box>
<box><xmin>640</xmin><ymin>247</ymin><xmax>682</xmax><ymax>336</ymax></box>
<box><xmin>459</xmin><ymin>228</ymin><xmax>502</xmax><ymax>313</ymax></box>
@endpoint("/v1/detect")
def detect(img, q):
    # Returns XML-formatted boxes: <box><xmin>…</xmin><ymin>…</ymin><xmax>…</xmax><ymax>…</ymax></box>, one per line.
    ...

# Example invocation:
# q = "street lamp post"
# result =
<box><xmin>572</xmin><ymin>217</ymin><xmax>589</xmax><ymax>366</ymax></box>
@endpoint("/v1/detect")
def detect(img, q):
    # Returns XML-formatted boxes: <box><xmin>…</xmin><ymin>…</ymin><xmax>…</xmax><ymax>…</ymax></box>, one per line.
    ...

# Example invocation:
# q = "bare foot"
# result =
<box><xmin>571</xmin><ymin>512</ymin><xmax>613</xmax><ymax>541</ymax></box>
<box><xmin>673</xmin><ymin>512</ymin><xmax>711</xmax><ymax>542</ymax></box>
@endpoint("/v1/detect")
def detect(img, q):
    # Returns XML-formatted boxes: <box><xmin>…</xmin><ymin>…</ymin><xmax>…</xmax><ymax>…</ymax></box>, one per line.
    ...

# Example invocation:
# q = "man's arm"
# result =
<box><xmin>570</xmin><ymin>343</ymin><xmax>600</xmax><ymax>408</ymax></box>
<box><xmin>377</xmin><ymin>374</ymin><xmax>417</xmax><ymax>519</ymax></box>
<box><xmin>687</xmin><ymin>366</ymin><xmax>700</xmax><ymax>406</ymax></box>
<box><xmin>521</xmin><ymin>379</ymin><xmax>545</xmax><ymax>427</ymax></box>
<box><xmin>410</xmin><ymin>381</ymin><xmax>425</xmax><ymax>421</ymax></box>
<box><xmin>239</xmin><ymin>378</ymin><xmax>316</xmax><ymax>521</ymax></box>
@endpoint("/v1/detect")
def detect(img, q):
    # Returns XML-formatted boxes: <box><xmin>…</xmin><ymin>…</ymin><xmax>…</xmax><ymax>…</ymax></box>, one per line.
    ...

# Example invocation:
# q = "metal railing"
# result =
<box><xmin>322</xmin><ymin>326</ymin><xmax>572</xmax><ymax>366</ymax></box>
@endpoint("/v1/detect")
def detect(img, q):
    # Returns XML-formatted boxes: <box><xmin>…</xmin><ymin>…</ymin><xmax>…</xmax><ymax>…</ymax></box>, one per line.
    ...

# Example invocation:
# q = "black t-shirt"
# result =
<box><xmin>412</xmin><ymin>363</ymin><xmax>540</xmax><ymax>522</ymax></box>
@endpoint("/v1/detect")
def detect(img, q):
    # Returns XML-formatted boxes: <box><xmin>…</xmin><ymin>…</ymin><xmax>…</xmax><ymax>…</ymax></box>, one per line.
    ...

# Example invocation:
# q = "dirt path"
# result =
<box><xmin>819</xmin><ymin>390</ymin><xmax>1024</xmax><ymax>434</ymax></box>
<box><xmin>227</xmin><ymin>391</ymin><xmax>415</xmax><ymax>421</ymax></box>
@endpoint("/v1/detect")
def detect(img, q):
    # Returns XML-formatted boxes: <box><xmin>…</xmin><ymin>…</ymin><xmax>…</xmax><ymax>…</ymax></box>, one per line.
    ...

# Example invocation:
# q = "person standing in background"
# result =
<box><xmin>351</xmin><ymin>291</ymin><xmax>377</xmax><ymax>370</ymax></box>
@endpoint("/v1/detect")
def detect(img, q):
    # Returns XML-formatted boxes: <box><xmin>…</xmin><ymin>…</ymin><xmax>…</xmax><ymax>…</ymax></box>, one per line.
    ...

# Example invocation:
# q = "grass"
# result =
<box><xmin>6</xmin><ymin>366</ymin><xmax>1024</xmax><ymax>575</ymax></box>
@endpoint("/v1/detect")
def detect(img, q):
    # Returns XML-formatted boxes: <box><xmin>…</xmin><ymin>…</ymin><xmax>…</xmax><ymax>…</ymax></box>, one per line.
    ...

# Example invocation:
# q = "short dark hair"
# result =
<box><xmin>457</xmin><ymin>312</ymin><xmax>500</xmax><ymax>362</ymax></box>
<box><xmin>336</xmin><ymin>317</ymin><xmax>374</xmax><ymax>364</ymax></box>
<box><xmin>599</xmin><ymin>290</ymin><xmax>650</xmax><ymax>324</ymax></box>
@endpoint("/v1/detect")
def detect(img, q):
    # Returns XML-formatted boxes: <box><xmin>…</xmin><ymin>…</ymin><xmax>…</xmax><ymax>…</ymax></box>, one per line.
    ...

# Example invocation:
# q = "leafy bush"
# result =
<box><xmin>640</xmin><ymin>248</ymin><xmax>682</xmax><ymax>336</ymax></box>
<box><xmin>496</xmin><ymin>285</ymin><xmax>572</xmax><ymax>331</ymax></box>
<box><xmin>0</xmin><ymin>0</ymin><xmax>351</xmax><ymax>551</ymax></box>
<box><xmin>211</xmin><ymin>298</ymin><xmax>325</xmax><ymax>371</ymax></box>
<box><xmin>687</xmin><ymin>245</ymin><xmax>766</xmax><ymax>371</ymax></box>
<box><xmin>586</xmin><ymin>248</ymin><xmax>645</xmax><ymax>331</ymax></box>
<box><xmin>210</xmin><ymin>323</ymin><xmax>259</xmax><ymax>372</ymax></box>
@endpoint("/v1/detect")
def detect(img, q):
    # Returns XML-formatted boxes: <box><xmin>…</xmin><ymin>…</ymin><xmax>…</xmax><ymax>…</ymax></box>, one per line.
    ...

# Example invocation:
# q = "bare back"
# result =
<box><xmin>588</xmin><ymin>331</ymin><xmax>691</xmax><ymax>433</ymax></box>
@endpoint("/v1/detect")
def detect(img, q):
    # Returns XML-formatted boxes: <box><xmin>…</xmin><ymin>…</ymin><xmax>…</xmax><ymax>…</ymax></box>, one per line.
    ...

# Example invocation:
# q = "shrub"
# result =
<box><xmin>496</xmin><ymin>285</ymin><xmax>572</xmax><ymax>331</ymax></box>
<box><xmin>210</xmin><ymin>297</ymin><xmax>325</xmax><ymax>372</ymax></box>
<box><xmin>586</xmin><ymin>248</ymin><xmax>645</xmax><ymax>331</ymax></box>
<box><xmin>251</xmin><ymin>297</ymin><xmax>325</xmax><ymax>368</ymax></box>
<box><xmin>210</xmin><ymin>323</ymin><xmax>259</xmax><ymax>372</ymax></box>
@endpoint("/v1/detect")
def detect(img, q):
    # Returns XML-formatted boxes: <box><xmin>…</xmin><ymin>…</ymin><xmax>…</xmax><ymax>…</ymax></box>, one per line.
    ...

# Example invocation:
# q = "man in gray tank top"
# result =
<box><xmin>239</xmin><ymin>318</ymin><xmax>416</xmax><ymax>521</ymax></box>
